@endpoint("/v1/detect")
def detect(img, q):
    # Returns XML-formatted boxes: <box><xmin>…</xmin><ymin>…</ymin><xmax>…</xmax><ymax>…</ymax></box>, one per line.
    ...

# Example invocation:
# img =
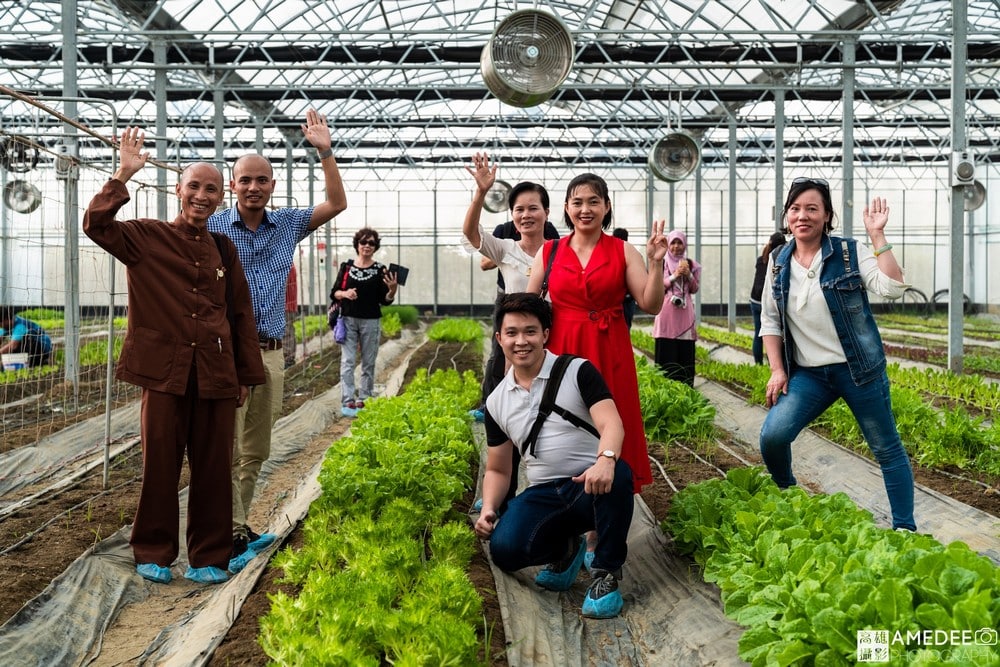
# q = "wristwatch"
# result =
<box><xmin>600</xmin><ymin>450</ymin><xmax>616</xmax><ymax>461</ymax></box>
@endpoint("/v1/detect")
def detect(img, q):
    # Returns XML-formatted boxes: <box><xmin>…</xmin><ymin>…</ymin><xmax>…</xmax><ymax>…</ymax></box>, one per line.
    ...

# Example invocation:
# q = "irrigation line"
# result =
<box><xmin>714</xmin><ymin>438</ymin><xmax>754</xmax><ymax>467</ymax></box>
<box><xmin>0</xmin><ymin>474</ymin><xmax>142</xmax><ymax>557</ymax></box>
<box><xmin>647</xmin><ymin>455</ymin><xmax>678</xmax><ymax>493</ymax></box>
<box><xmin>673</xmin><ymin>441</ymin><xmax>727</xmax><ymax>478</ymax></box>
<box><xmin>449</xmin><ymin>342</ymin><xmax>469</xmax><ymax>370</ymax></box>
<box><xmin>928</xmin><ymin>466</ymin><xmax>998</xmax><ymax>493</ymax></box>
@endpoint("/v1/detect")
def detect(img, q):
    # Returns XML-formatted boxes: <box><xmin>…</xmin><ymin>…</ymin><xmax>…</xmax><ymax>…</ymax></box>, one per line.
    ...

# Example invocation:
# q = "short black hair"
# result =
<box><xmin>493</xmin><ymin>292</ymin><xmax>552</xmax><ymax>333</ymax></box>
<box><xmin>352</xmin><ymin>227</ymin><xmax>381</xmax><ymax>251</ymax></box>
<box><xmin>509</xmin><ymin>181</ymin><xmax>549</xmax><ymax>211</ymax></box>
<box><xmin>612</xmin><ymin>227</ymin><xmax>629</xmax><ymax>240</ymax></box>
<box><xmin>0</xmin><ymin>305</ymin><xmax>15</xmax><ymax>325</ymax></box>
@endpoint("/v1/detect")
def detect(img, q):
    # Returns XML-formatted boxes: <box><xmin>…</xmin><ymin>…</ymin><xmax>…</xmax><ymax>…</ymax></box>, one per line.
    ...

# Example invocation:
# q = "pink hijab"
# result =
<box><xmin>665</xmin><ymin>229</ymin><xmax>688</xmax><ymax>274</ymax></box>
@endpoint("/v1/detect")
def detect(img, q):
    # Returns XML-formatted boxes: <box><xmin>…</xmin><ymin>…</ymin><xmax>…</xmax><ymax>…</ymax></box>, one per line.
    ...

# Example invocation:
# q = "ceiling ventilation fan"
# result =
<box><xmin>648</xmin><ymin>131</ymin><xmax>701</xmax><ymax>183</ymax></box>
<box><xmin>480</xmin><ymin>9</ymin><xmax>574</xmax><ymax>108</ymax></box>
<box><xmin>0</xmin><ymin>135</ymin><xmax>39</xmax><ymax>173</ymax></box>
<box><xmin>483</xmin><ymin>179</ymin><xmax>512</xmax><ymax>213</ymax></box>
<box><xmin>963</xmin><ymin>180</ymin><xmax>986</xmax><ymax>212</ymax></box>
<box><xmin>3</xmin><ymin>180</ymin><xmax>42</xmax><ymax>214</ymax></box>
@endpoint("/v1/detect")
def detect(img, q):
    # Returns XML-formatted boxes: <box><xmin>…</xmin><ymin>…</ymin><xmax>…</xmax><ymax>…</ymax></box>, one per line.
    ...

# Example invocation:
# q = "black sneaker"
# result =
<box><xmin>582</xmin><ymin>570</ymin><xmax>623</xmax><ymax>618</ymax></box>
<box><xmin>228</xmin><ymin>535</ymin><xmax>257</xmax><ymax>574</ymax></box>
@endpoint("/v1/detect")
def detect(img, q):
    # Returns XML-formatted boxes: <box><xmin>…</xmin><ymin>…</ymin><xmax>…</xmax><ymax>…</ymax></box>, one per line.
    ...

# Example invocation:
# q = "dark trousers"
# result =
<box><xmin>132</xmin><ymin>368</ymin><xmax>235</xmax><ymax>569</ymax></box>
<box><xmin>654</xmin><ymin>338</ymin><xmax>696</xmax><ymax>387</ymax></box>
<box><xmin>489</xmin><ymin>459</ymin><xmax>634</xmax><ymax>574</ymax></box>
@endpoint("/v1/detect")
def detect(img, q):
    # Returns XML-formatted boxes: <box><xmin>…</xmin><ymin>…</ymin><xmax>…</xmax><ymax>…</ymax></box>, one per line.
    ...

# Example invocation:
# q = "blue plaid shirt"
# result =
<box><xmin>208</xmin><ymin>205</ymin><xmax>313</xmax><ymax>339</ymax></box>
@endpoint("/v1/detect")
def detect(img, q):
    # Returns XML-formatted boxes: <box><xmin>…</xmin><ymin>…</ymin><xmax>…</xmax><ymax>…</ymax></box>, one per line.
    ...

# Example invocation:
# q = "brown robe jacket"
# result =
<box><xmin>83</xmin><ymin>179</ymin><xmax>265</xmax><ymax>398</ymax></box>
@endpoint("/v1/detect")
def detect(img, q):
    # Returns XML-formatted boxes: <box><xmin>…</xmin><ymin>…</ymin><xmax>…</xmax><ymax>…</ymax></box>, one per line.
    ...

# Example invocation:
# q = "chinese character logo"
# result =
<box><xmin>857</xmin><ymin>630</ymin><xmax>890</xmax><ymax>663</ymax></box>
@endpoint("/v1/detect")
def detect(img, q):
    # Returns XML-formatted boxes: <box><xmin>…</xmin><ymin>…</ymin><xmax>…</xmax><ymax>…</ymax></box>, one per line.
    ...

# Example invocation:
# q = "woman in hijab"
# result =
<box><xmin>652</xmin><ymin>229</ymin><xmax>702</xmax><ymax>386</ymax></box>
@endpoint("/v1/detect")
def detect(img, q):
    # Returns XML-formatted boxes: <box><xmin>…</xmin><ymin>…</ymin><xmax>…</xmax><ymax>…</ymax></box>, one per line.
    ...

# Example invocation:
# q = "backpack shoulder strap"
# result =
<box><xmin>520</xmin><ymin>354</ymin><xmax>599</xmax><ymax>458</ymax></box>
<box><xmin>539</xmin><ymin>238</ymin><xmax>560</xmax><ymax>298</ymax></box>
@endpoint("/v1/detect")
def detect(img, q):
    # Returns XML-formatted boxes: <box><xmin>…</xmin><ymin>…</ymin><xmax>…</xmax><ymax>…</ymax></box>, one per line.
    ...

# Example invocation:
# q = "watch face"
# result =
<box><xmin>602</xmin><ymin>450</ymin><xmax>615</xmax><ymax>458</ymax></box>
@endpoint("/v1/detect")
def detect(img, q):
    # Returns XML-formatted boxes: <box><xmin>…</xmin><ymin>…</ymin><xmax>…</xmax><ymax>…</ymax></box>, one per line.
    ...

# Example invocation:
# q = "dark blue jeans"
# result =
<box><xmin>750</xmin><ymin>300</ymin><xmax>763</xmax><ymax>365</ymax></box>
<box><xmin>759</xmin><ymin>363</ymin><xmax>916</xmax><ymax>530</ymax></box>
<box><xmin>489</xmin><ymin>459</ymin><xmax>634</xmax><ymax>573</ymax></box>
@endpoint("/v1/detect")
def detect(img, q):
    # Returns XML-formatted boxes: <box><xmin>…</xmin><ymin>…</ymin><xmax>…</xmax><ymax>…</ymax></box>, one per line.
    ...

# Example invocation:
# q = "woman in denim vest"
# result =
<box><xmin>758</xmin><ymin>178</ymin><xmax>916</xmax><ymax>531</ymax></box>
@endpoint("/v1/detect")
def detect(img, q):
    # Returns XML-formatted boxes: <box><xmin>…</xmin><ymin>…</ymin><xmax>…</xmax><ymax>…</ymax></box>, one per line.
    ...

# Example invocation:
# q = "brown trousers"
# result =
<box><xmin>132</xmin><ymin>368</ymin><xmax>235</xmax><ymax>569</ymax></box>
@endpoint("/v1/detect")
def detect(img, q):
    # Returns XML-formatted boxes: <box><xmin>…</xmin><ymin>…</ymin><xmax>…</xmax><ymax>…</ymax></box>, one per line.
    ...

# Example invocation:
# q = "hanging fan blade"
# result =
<box><xmin>0</xmin><ymin>135</ymin><xmax>40</xmax><ymax>173</ymax></box>
<box><xmin>3</xmin><ymin>180</ymin><xmax>42</xmax><ymax>214</ymax></box>
<box><xmin>483</xmin><ymin>179</ymin><xmax>512</xmax><ymax>214</ymax></box>
<box><xmin>963</xmin><ymin>180</ymin><xmax>986</xmax><ymax>212</ymax></box>
<box><xmin>481</xmin><ymin>9</ymin><xmax>575</xmax><ymax>108</ymax></box>
<box><xmin>648</xmin><ymin>132</ymin><xmax>701</xmax><ymax>183</ymax></box>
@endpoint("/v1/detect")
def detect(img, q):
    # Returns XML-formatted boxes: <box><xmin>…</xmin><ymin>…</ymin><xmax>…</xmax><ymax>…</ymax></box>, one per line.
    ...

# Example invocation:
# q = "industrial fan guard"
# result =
<box><xmin>963</xmin><ymin>180</ymin><xmax>986</xmax><ymax>212</ymax></box>
<box><xmin>483</xmin><ymin>179</ymin><xmax>512</xmax><ymax>214</ymax></box>
<box><xmin>480</xmin><ymin>9</ymin><xmax>575</xmax><ymax>108</ymax></box>
<box><xmin>3</xmin><ymin>180</ymin><xmax>42</xmax><ymax>214</ymax></box>
<box><xmin>648</xmin><ymin>132</ymin><xmax>701</xmax><ymax>183</ymax></box>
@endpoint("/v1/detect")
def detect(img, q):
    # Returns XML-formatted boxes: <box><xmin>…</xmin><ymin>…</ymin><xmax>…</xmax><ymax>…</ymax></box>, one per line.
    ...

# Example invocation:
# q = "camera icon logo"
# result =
<box><xmin>975</xmin><ymin>628</ymin><xmax>998</xmax><ymax>645</ymax></box>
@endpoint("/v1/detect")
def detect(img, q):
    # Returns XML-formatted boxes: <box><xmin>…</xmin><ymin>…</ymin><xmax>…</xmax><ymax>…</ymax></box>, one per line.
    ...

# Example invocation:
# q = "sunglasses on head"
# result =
<box><xmin>358</xmin><ymin>239</ymin><xmax>377</xmax><ymax>246</ymax></box>
<box><xmin>791</xmin><ymin>177</ymin><xmax>830</xmax><ymax>188</ymax></box>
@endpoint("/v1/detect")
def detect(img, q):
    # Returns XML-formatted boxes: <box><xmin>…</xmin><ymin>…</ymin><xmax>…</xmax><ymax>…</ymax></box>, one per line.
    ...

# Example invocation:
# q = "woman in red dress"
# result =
<box><xmin>526</xmin><ymin>173</ymin><xmax>667</xmax><ymax>493</ymax></box>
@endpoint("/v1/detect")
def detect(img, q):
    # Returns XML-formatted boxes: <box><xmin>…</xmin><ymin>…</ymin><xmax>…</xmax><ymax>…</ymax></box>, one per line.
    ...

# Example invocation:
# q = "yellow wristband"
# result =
<box><xmin>873</xmin><ymin>244</ymin><xmax>893</xmax><ymax>257</ymax></box>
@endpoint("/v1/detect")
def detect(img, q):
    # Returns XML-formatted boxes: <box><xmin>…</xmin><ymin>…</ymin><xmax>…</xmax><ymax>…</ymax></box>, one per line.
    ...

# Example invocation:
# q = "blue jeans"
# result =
<box><xmin>489</xmin><ymin>459</ymin><xmax>634</xmax><ymax>574</ymax></box>
<box><xmin>340</xmin><ymin>316</ymin><xmax>381</xmax><ymax>405</ymax></box>
<box><xmin>749</xmin><ymin>300</ymin><xmax>763</xmax><ymax>365</ymax></box>
<box><xmin>759</xmin><ymin>363</ymin><xmax>916</xmax><ymax>530</ymax></box>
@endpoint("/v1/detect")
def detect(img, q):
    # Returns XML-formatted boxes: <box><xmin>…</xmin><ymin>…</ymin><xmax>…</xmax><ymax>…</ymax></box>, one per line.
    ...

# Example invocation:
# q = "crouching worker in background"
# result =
<box><xmin>0</xmin><ymin>307</ymin><xmax>53</xmax><ymax>367</ymax></box>
<box><xmin>473</xmin><ymin>292</ymin><xmax>634</xmax><ymax>618</ymax></box>
<box><xmin>83</xmin><ymin>127</ymin><xmax>266</xmax><ymax>586</ymax></box>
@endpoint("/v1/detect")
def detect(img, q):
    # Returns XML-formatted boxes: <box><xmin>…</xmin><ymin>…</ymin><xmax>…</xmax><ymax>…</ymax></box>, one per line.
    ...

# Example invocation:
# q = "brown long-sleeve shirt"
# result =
<box><xmin>83</xmin><ymin>179</ymin><xmax>265</xmax><ymax>398</ymax></box>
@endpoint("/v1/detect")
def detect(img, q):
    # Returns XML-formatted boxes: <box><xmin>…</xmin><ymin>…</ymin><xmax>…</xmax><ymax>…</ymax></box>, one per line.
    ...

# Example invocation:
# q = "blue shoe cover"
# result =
<box><xmin>582</xmin><ymin>588</ymin><xmax>623</xmax><ymax>618</ymax></box>
<box><xmin>136</xmin><ymin>563</ymin><xmax>172</xmax><ymax>584</ymax></box>
<box><xmin>583</xmin><ymin>550</ymin><xmax>595</xmax><ymax>574</ymax></box>
<box><xmin>534</xmin><ymin>538</ymin><xmax>586</xmax><ymax>592</ymax></box>
<box><xmin>341</xmin><ymin>406</ymin><xmax>358</xmax><ymax>418</ymax></box>
<box><xmin>184</xmin><ymin>565</ymin><xmax>229</xmax><ymax>584</ymax></box>
<box><xmin>228</xmin><ymin>547</ymin><xmax>258</xmax><ymax>574</ymax></box>
<box><xmin>581</xmin><ymin>572</ymin><xmax>623</xmax><ymax>618</ymax></box>
<box><xmin>247</xmin><ymin>532</ymin><xmax>276</xmax><ymax>552</ymax></box>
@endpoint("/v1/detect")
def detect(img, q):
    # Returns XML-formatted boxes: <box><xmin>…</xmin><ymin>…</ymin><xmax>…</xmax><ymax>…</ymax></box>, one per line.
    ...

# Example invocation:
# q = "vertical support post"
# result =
<box><xmin>61</xmin><ymin>0</ymin><xmax>80</xmax><ymax>396</ymax></box>
<box><xmin>949</xmin><ymin>0</ymin><xmax>968</xmax><ymax>373</ymax></box>
<box><xmin>727</xmin><ymin>114</ymin><xmax>737</xmax><ymax>331</ymax></box>
<box><xmin>842</xmin><ymin>37</ymin><xmax>856</xmax><ymax>238</ymax></box>
<box><xmin>774</xmin><ymin>89</ymin><xmax>785</xmax><ymax>229</ymax></box>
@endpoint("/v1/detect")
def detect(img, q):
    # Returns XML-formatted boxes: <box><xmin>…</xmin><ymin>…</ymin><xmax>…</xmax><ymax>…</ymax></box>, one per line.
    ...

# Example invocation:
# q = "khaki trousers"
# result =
<box><xmin>231</xmin><ymin>348</ymin><xmax>284</xmax><ymax>536</ymax></box>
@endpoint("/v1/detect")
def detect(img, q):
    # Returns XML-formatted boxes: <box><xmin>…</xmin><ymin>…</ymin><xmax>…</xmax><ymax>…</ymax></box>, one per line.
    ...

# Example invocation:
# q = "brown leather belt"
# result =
<box><xmin>259</xmin><ymin>338</ymin><xmax>282</xmax><ymax>350</ymax></box>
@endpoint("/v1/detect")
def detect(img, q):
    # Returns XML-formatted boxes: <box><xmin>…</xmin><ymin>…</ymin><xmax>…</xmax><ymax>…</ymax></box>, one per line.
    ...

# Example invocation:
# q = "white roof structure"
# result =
<box><xmin>1</xmin><ymin>0</ymin><xmax>997</xmax><ymax>173</ymax></box>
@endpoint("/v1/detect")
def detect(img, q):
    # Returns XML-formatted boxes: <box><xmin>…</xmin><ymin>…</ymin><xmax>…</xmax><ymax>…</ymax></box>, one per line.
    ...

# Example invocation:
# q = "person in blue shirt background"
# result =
<box><xmin>0</xmin><ymin>306</ymin><xmax>53</xmax><ymax>368</ymax></box>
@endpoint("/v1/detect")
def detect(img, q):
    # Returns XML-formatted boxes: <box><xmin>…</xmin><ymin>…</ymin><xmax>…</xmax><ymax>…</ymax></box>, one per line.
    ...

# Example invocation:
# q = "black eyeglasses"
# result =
<box><xmin>791</xmin><ymin>177</ymin><xmax>830</xmax><ymax>188</ymax></box>
<box><xmin>358</xmin><ymin>239</ymin><xmax>377</xmax><ymax>247</ymax></box>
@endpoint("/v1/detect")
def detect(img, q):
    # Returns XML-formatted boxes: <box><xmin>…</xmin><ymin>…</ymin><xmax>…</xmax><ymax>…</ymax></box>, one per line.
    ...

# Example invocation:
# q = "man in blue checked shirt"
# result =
<box><xmin>208</xmin><ymin>109</ymin><xmax>347</xmax><ymax>573</ymax></box>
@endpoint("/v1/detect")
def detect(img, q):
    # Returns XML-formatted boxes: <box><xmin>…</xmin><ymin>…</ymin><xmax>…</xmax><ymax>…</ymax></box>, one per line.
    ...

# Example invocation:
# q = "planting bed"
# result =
<box><xmin>0</xmin><ymin>320</ymin><xmax>997</xmax><ymax>665</ymax></box>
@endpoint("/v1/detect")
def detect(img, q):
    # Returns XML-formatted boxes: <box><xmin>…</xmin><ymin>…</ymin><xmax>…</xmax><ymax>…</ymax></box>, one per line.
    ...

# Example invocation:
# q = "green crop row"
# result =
<box><xmin>259</xmin><ymin>368</ymin><xmax>485</xmax><ymax>666</ymax></box>
<box><xmin>668</xmin><ymin>468</ymin><xmax>1000</xmax><ymax>666</ymax></box>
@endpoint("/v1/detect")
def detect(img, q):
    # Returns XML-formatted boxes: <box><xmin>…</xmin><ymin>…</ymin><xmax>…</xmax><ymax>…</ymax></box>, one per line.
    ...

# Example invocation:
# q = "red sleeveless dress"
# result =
<box><xmin>541</xmin><ymin>232</ymin><xmax>651</xmax><ymax>491</ymax></box>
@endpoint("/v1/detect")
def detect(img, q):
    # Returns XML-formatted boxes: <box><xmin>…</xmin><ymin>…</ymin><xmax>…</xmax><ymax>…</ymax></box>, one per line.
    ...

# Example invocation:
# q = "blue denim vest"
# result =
<box><xmin>770</xmin><ymin>234</ymin><xmax>886</xmax><ymax>386</ymax></box>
